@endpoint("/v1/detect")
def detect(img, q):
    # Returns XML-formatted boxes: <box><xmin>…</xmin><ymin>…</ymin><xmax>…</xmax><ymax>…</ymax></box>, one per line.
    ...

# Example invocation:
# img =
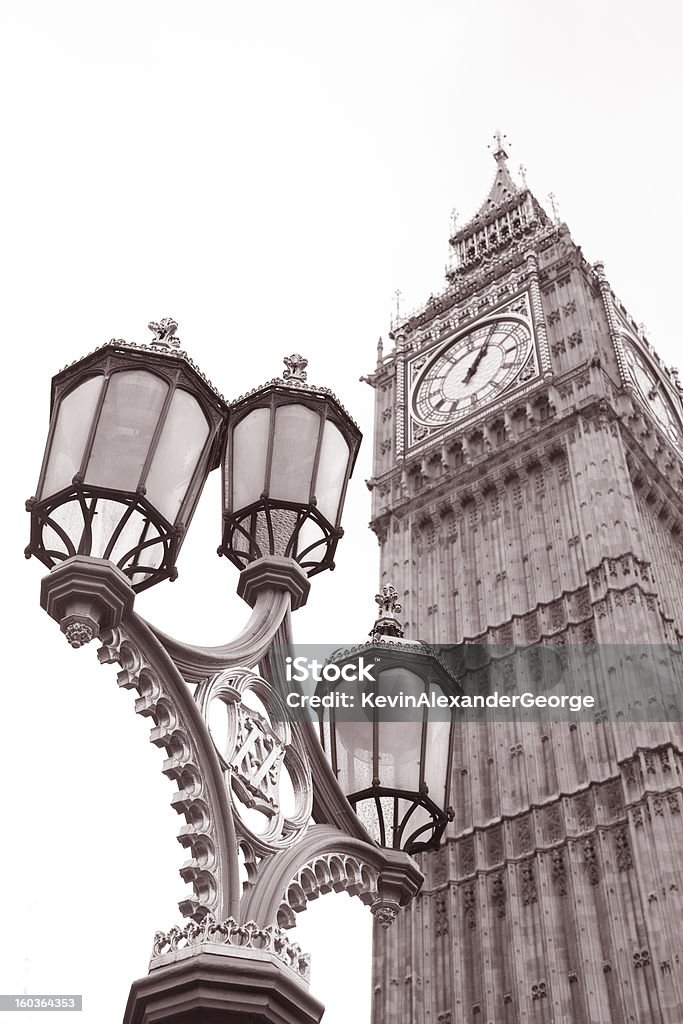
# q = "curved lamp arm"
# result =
<box><xmin>145</xmin><ymin>556</ymin><xmax>312</xmax><ymax>684</ymax></box>
<box><xmin>147</xmin><ymin>586</ymin><xmax>291</xmax><ymax>684</ymax></box>
<box><xmin>39</xmin><ymin>553</ymin><xmax>424</xmax><ymax>938</ymax></box>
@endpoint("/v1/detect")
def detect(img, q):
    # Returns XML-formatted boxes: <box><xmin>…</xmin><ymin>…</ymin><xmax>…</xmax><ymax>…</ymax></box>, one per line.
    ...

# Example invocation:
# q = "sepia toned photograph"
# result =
<box><xmin>2</xmin><ymin>2</ymin><xmax>682</xmax><ymax>1022</ymax></box>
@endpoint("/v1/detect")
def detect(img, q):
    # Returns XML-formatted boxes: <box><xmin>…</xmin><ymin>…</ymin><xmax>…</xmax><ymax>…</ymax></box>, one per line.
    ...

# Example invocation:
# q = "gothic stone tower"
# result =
<box><xmin>366</xmin><ymin>136</ymin><xmax>683</xmax><ymax>1023</ymax></box>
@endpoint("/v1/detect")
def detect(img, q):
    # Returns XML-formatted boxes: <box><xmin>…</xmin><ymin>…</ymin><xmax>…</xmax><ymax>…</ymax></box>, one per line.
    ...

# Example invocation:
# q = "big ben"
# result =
<box><xmin>366</xmin><ymin>135</ymin><xmax>683</xmax><ymax>1022</ymax></box>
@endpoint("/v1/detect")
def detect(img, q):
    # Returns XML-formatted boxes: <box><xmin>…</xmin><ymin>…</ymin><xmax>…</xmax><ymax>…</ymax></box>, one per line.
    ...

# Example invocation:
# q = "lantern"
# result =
<box><xmin>26</xmin><ymin>319</ymin><xmax>228</xmax><ymax>592</ymax></box>
<box><xmin>317</xmin><ymin>586</ymin><xmax>460</xmax><ymax>853</ymax></box>
<box><xmin>221</xmin><ymin>355</ymin><xmax>361</xmax><ymax>577</ymax></box>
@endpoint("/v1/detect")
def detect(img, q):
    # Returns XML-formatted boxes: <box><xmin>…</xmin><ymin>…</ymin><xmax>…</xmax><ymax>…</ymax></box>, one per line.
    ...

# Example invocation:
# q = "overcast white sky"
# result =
<box><xmin>2</xmin><ymin>2</ymin><xmax>681</xmax><ymax>1021</ymax></box>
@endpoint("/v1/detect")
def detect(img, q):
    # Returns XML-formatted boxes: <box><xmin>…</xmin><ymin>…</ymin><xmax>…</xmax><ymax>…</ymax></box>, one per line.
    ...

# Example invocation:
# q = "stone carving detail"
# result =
<box><xmin>64</xmin><ymin>621</ymin><xmax>94</xmax><ymax>648</ymax></box>
<box><xmin>463</xmin><ymin>885</ymin><xmax>476</xmax><ymax>929</ymax></box>
<box><xmin>583</xmin><ymin>839</ymin><xmax>599</xmax><ymax>885</ymax></box>
<box><xmin>277</xmin><ymin>852</ymin><xmax>379</xmax><ymax>929</ymax></box>
<box><xmin>545</xmin><ymin>805</ymin><xmax>563</xmax><ymax>844</ymax></box>
<box><xmin>549</xmin><ymin>600</ymin><xmax>564</xmax><ymax>629</ymax></box>
<box><xmin>491</xmin><ymin>873</ymin><xmax>506</xmax><ymax>917</ymax></box>
<box><xmin>148</xmin><ymin>316</ymin><xmax>180</xmax><ymax>349</ymax></box>
<box><xmin>523</xmin><ymin>612</ymin><xmax>539</xmax><ymax>642</ymax></box>
<box><xmin>521</xmin><ymin>860</ymin><xmax>537</xmax><ymax>905</ymax></box>
<box><xmin>433</xmin><ymin>848</ymin><xmax>448</xmax><ymax>884</ymax></box>
<box><xmin>623</xmin><ymin>758</ymin><xmax>641</xmax><ymax>787</ymax></box>
<box><xmin>434</xmin><ymin>894</ymin><xmax>449</xmax><ymax>936</ymax></box>
<box><xmin>531</xmin><ymin>981</ymin><xmax>547</xmax><ymax>1000</ymax></box>
<box><xmin>551</xmin><ymin>848</ymin><xmax>567</xmax><ymax>897</ymax></box>
<box><xmin>632</xmin><ymin>804</ymin><xmax>649</xmax><ymax>829</ymax></box>
<box><xmin>460</xmin><ymin>837</ymin><xmax>475</xmax><ymax>875</ymax></box>
<box><xmin>633</xmin><ymin>949</ymin><xmax>651</xmax><ymax>969</ymax></box>
<box><xmin>668</xmin><ymin>794</ymin><xmax>681</xmax><ymax>815</ymax></box>
<box><xmin>282</xmin><ymin>353</ymin><xmax>308</xmax><ymax>384</ymax></box>
<box><xmin>604</xmin><ymin>779</ymin><xmax>624</xmax><ymax>819</ymax></box>
<box><xmin>576</xmin><ymin>793</ymin><xmax>593</xmax><ymax>831</ymax></box>
<box><xmin>488</xmin><ymin>824</ymin><xmax>504</xmax><ymax>864</ymax></box>
<box><xmin>614</xmin><ymin>828</ymin><xmax>633</xmax><ymax>871</ymax></box>
<box><xmin>516</xmin><ymin>815</ymin><xmax>533</xmax><ymax>854</ymax></box>
<box><xmin>151</xmin><ymin>914</ymin><xmax>311</xmax><ymax>982</ymax></box>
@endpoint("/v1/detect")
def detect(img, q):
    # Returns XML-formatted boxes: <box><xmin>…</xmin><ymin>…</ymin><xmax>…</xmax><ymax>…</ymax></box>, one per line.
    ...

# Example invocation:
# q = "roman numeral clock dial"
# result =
<box><xmin>412</xmin><ymin>318</ymin><xmax>533</xmax><ymax>428</ymax></box>
<box><xmin>622</xmin><ymin>339</ymin><xmax>683</xmax><ymax>455</ymax></box>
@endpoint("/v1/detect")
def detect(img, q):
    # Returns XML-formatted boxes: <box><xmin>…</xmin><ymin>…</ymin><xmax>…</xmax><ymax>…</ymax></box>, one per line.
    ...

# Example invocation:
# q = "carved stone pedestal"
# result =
<box><xmin>123</xmin><ymin>947</ymin><xmax>324</xmax><ymax>1024</ymax></box>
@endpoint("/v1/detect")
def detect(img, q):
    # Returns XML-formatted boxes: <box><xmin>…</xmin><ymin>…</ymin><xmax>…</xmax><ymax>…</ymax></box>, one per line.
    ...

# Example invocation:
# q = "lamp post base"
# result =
<box><xmin>123</xmin><ymin>946</ymin><xmax>324</xmax><ymax>1024</ymax></box>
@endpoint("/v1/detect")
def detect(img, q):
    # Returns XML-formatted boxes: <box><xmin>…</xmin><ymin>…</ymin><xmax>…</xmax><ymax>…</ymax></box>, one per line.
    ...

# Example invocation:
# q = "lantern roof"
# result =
<box><xmin>326</xmin><ymin>584</ymin><xmax>461</xmax><ymax>693</ymax></box>
<box><xmin>50</xmin><ymin>318</ymin><xmax>227</xmax><ymax>411</ymax></box>
<box><xmin>230</xmin><ymin>353</ymin><xmax>361</xmax><ymax>433</ymax></box>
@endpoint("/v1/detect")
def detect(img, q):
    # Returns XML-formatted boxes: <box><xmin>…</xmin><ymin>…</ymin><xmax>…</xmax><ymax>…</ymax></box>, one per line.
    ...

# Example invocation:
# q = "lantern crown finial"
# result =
<box><xmin>148</xmin><ymin>317</ymin><xmax>180</xmax><ymax>350</ymax></box>
<box><xmin>282</xmin><ymin>353</ymin><xmax>308</xmax><ymax>385</ymax></box>
<box><xmin>371</xmin><ymin>584</ymin><xmax>404</xmax><ymax>639</ymax></box>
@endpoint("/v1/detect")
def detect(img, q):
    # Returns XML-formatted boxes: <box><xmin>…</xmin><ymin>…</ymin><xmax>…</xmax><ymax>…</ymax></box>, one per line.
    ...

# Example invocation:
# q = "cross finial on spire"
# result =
<box><xmin>391</xmin><ymin>288</ymin><xmax>402</xmax><ymax>329</ymax></box>
<box><xmin>490</xmin><ymin>130</ymin><xmax>509</xmax><ymax>162</ymax></box>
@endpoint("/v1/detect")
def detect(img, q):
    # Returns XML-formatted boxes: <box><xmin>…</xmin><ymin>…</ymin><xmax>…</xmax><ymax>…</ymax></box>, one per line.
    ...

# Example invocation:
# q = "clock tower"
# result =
<box><xmin>366</xmin><ymin>136</ymin><xmax>683</xmax><ymax>1023</ymax></box>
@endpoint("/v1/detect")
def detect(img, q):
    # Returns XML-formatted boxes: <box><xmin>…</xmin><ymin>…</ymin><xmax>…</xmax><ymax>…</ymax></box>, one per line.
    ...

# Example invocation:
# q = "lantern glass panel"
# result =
<box><xmin>422</xmin><ymin>714</ymin><xmax>451</xmax><ymax>805</ymax></box>
<box><xmin>89</xmin><ymin>498</ymin><xmax>164</xmax><ymax>576</ymax></box>
<box><xmin>145</xmin><ymin>389</ymin><xmax>211</xmax><ymax>523</ymax></box>
<box><xmin>396</xmin><ymin>798</ymin><xmax>432</xmax><ymax>843</ymax></box>
<box><xmin>86</xmin><ymin>370</ymin><xmax>168</xmax><ymax>491</ymax></box>
<box><xmin>333</xmin><ymin>691</ymin><xmax>373</xmax><ymax>795</ymax></box>
<box><xmin>295</xmin><ymin>516</ymin><xmax>326</xmax><ymax>561</ymax></box>
<box><xmin>232</xmin><ymin>407</ymin><xmax>271</xmax><ymax>509</ymax></box>
<box><xmin>41</xmin><ymin>501</ymin><xmax>81</xmax><ymax>559</ymax></box>
<box><xmin>314</xmin><ymin>419</ymin><xmax>350</xmax><ymax>523</ymax></box>
<box><xmin>375</xmin><ymin>666</ymin><xmax>424</xmax><ymax>790</ymax></box>
<box><xmin>269</xmin><ymin>404</ymin><xmax>320</xmax><ymax>503</ymax></box>
<box><xmin>355</xmin><ymin>799</ymin><xmax>381</xmax><ymax>846</ymax></box>
<box><xmin>41</xmin><ymin>376</ymin><xmax>103</xmax><ymax>498</ymax></box>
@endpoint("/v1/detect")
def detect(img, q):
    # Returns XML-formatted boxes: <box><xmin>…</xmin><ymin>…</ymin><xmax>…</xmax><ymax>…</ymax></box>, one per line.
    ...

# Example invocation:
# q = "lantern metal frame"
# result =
<box><xmin>220</xmin><ymin>361</ymin><xmax>361</xmax><ymax>578</ymax></box>
<box><xmin>316</xmin><ymin>587</ymin><xmax>460</xmax><ymax>855</ymax></box>
<box><xmin>26</xmin><ymin>338</ymin><xmax>228</xmax><ymax>593</ymax></box>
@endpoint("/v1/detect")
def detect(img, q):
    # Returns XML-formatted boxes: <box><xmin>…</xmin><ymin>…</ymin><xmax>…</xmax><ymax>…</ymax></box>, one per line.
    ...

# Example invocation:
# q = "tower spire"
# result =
<box><xmin>445</xmin><ymin>133</ymin><xmax>551</xmax><ymax>282</ymax></box>
<box><xmin>478</xmin><ymin>129</ymin><xmax>518</xmax><ymax>212</ymax></box>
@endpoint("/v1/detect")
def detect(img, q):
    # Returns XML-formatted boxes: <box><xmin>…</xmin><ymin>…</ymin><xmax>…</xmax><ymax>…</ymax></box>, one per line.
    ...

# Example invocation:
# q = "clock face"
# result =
<box><xmin>623</xmin><ymin>341</ymin><xmax>683</xmax><ymax>452</ymax></box>
<box><xmin>412</xmin><ymin>318</ymin><xmax>533</xmax><ymax>426</ymax></box>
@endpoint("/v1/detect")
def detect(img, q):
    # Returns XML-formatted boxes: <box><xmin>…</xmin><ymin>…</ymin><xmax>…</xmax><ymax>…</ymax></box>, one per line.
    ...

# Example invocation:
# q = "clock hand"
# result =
<box><xmin>463</xmin><ymin>342</ymin><xmax>489</xmax><ymax>383</ymax></box>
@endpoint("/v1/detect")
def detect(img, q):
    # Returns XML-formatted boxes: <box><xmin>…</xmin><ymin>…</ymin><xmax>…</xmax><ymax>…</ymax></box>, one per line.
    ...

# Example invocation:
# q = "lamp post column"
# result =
<box><xmin>28</xmin><ymin>335</ymin><xmax>428</xmax><ymax>1024</ymax></box>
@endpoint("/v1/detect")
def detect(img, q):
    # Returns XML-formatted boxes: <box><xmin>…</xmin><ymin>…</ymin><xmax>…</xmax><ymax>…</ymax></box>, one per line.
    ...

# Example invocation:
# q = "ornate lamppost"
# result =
<box><xmin>25</xmin><ymin>325</ymin><xmax>458</xmax><ymax>1024</ymax></box>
